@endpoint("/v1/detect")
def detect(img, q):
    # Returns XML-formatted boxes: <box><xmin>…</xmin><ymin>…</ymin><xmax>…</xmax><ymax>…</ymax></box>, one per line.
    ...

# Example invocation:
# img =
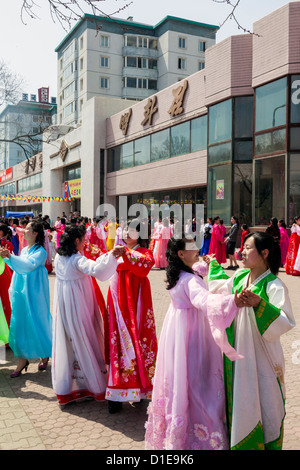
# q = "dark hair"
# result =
<box><xmin>165</xmin><ymin>235</ymin><xmax>197</xmax><ymax>290</ymax></box>
<box><xmin>126</xmin><ymin>218</ymin><xmax>149</xmax><ymax>248</ymax></box>
<box><xmin>30</xmin><ymin>221</ymin><xmax>45</xmax><ymax>248</ymax></box>
<box><xmin>57</xmin><ymin>224</ymin><xmax>86</xmax><ymax>257</ymax></box>
<box><xmin>243</xmin><ymin>231</ymin><xmax>281</xmax><ymax>275</ymax></box>
<box><xmin>270</xmin><ymin>217</ymin><xmax>278</xmax><ymax>226</ymax></box>
<box><xmin>231</xmin><ymin>215</ymin><xmax>239</xmax><ymax>226</ymax></box>
<box><xmin>278</xmin><ymin>219</ymin><xmax>286</xmax><ymax>229</ymax></box>
<box><xmin>242</xmin><ymin>224</ymin><xmax>249</xmax><ymax>231</ymax></box>
<box><xmin>0</xmin><ymin>224</ymin><xmax>11</xmax><ymax>240</ymax></box>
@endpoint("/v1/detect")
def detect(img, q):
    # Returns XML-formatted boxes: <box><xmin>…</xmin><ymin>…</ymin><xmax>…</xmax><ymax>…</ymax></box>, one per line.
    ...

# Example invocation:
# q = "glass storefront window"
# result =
<box><xmin>0</xmin><ymin>182</ymin><xmax>15</xmax><ymax>195</ymax></box>
<box><xmin>291</xmin><ymin>75</ymin><xmax>300</xmax><ymax>123</ymax></box>
<box><xmin>18</xmin><ymin>173</ymin><xmax>42</xmax><ymax>193</ymax></box>
<box><xmin>121</xmin><ymin>142</ymin><xmax>134</xmax><ymax>169</ymax></box>
<box><xmin>171</xmin><ymin>121</ymin><xmax>190</xmax><ymax>157</ymax></box>
<box><xmin>254</xmin><ymin>128</ymin><xmax>286</xmax><ymax>156</ymax></box>
<box><xmin>254</xmin><ymin>155</ymin><xmax>286</xmax><ymax>225</ymax></box>
<box><xmin>208</xmin><ymin>142</ymin><xmax>232</xmax><ymax>166</ymax></box>
<box><xmin>191</xmin><ymin>115</ymin><xmax>207</xmax><ymax>152</ymax></box>
<box><xmin>234</xmin><ymin>96</ymin><xmax>253</xmax><ymax>138</ymax></box>
<box><xmin>208</xmin><ymin>99</ymin><xmax>232</xmax><ymax>145</ymax></box>
<box><xmin>134</xmin><ymin>136</ymin><xmax>150</xmax><ymax>166</ymax></box>
<box><xmin>255</xmin><ymin>77</ymin><xmax>287</xmax><ymax>132</ymax></box>
<box><xmin>233</xmin><ymin>163</ymin><xmax>253</xmax><ymax>225</ymax></box>
<box><xmin>234</xmin><ymin>140</ymin><xmax>253</xmax><ymax>161</ymax></box>
<box><xmin>151</xmin><ymin>129</ymin><xmax>170</xmax><ymax>162</ymax></box>
<box><xmin>289</xmin><ymin>154</ymin><xmax>300</xmax><ymax>224</ymax></box>
<box><xmin>208</xmin><ymin>163</ymin><xmax>231</xmax><ymax>224</ymax></box>
<box><xmin>107</xmin><ymin>146</ymin><xmax>121</xmax><ymax>172</ymax></box>
<box><xmin>290</xmin><ymin>128</ymin><xmax>300</xmax><ymax>150</ymax></box>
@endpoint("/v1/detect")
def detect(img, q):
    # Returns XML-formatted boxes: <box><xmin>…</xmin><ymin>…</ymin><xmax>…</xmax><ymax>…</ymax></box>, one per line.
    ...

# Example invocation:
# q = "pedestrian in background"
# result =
<box><xmin>278</xmin><ymin>219</ymin><xmax>289</xmax><ymax>268</ymax></box>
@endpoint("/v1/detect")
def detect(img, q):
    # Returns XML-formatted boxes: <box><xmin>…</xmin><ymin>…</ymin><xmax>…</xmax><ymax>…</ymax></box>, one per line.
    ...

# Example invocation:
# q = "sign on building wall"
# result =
<box><xmin>38</xmin><ymin>87</ymin><xmax>49</xmax><ymax>103</ymax></box>
<box><xmin>216</xmin><ymin>180</ymin><xmax>224</xmax><ymax>200</ymax></box>
<box><xmin>64</xmin><ymin>179</ymin><xmax>81</xmax><ymax>199</ymax></box>
<box><xmin>0</xmin><ymin>167</ymin><xmax>13</xmax><ymax>183</ymax></box>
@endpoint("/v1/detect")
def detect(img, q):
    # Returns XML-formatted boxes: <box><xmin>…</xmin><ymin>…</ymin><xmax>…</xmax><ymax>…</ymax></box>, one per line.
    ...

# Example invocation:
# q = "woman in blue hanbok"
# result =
<box><xmin>0</xmin><ymin>221</ymin><xmax>52</xmax><ymax>378</ymax></box>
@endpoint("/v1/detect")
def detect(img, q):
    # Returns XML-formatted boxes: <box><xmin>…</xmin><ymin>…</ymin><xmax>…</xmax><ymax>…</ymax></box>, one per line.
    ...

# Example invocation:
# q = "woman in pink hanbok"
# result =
<box><xmin>145</xmin><ymin>235</ymin><xmax>244</xmax><ymax>450</ymax></box>
<box><xmin>52</xmin><ymin>224</ymin><xmax>125</xmax><ymax>405</ymax></box>
<box><xmin>155</xmin><ymin>218</ymin><xmax>171</xmax><ymax>268</ymax></box>
<box><xmin>278</xmin><ymin>220</ymin><xmax>289</xmax><ymax>267</ymax></box>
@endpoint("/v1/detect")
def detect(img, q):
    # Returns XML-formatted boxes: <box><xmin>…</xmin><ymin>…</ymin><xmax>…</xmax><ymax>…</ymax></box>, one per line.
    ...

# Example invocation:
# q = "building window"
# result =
<box><xmin>80</xmin><ymin>57</ymin><xmax>83</xmax><ymax>70</ymax></box>
<box><xmin>100</xmin><ymin>56</ymin><xmax>109</xmax><ymax>68</ymax></box>
<box><xmin>178</xmin><ymin>58</ymin><xmax>186</xmax><ymax>70</ymax></box>
<box><xmin>121</xmin><ymin>142</ymin><xmax>134</xmax><ymax>169</ymax></box>
<box><xmin>255</xmin><ymin>77</ymin><xmax>287</xmax><ymax>132</ymax></box>
<box><xmin>171</xmin><ymin>121</ymin><xmax>190</xmax><ymax>157</ymax></box>
<box><xmin>135</xmin><ymin>136</ymin><xmax>151</xmax><ymax>166</ymax></box>
<box><xmin>254</xmin><ymin>155</ymin><xmax>286</xmax><ymax>225</ymax></box>
<box><xmin>126</xmin><ymin>77</ymin><xmax>137</xmax><ymax>88</ymax></box>
<box><xmin>18</xmin><ymin>173</ymin><xmax>42</xmax><ymax>193</ymax></box>
<box><xmin>191</xmin><ymin>115</ymin><xmax>207</xmax><ymax>152</ymax></box>
<box><xmin>126</xmin><ymin>57</ymin><xmax>137</xmax><ymax>67</ymax></box>
<box><xmin>100</xmin><ymin>77</ymin><xmax>109</xmax><ymax>89</ymax></box>
<box><xmin>179</xmin><ymin>37</ymin><xmax>186</xmax><ymax>49</ymax></box>
<box><xmin>289</xmin><ymin>154</ymin><xmax>300</xmax><ymax>222</ymax></box>
<box><xmin>198</xmin><ymin>61</ymin><xmax>205</xmax><ymax>70</ymax></box>
<box><xmin>199</xmin><ymin>41</ymin><xmax>206</xmax><ymax>52</ymax></box>
<box><xmin>100</xmin><ymin>35</ymin><xmax>109</xmax><ymax>47</ymax></box>
<box><xmin>208</xmin><ymin>99</ymin><xmax>232</xmax><ymax>146</ymax></box>
<box><xmin>151</xmin><ymin>129</ymin><xmax>170</xmax><ymax>162</ymax></box>
<box><xmin>80</xmin><ymin>36</ymin><xmax>83</xmax><ymax>49</ymax></box>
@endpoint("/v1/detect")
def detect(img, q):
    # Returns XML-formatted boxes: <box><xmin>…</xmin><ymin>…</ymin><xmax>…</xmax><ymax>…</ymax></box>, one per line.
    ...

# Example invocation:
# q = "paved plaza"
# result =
<box><xmin>0</xmin><ymin>266</ymin><xmax>299</xmax><ymax>451</ymax></box>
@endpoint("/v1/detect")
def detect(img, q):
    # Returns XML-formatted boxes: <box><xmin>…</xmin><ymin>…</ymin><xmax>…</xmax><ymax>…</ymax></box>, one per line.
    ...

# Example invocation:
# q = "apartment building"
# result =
<box><xmin>55</xmin><ymin>14</ymin><xmax>218</xmax><ymax>125</ymax></box>
<box><xmin>0</xmin><ymin>89</ymin><xmax>57</xmax><ymax>171</ymax></box>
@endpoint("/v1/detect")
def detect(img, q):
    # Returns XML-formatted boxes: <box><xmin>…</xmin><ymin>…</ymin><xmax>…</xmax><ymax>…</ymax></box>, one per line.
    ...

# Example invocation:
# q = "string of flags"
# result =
<box><xmin>0</xmin><ymin>194</ymin><xmax>74</xmax><ymax>203</ymax></box>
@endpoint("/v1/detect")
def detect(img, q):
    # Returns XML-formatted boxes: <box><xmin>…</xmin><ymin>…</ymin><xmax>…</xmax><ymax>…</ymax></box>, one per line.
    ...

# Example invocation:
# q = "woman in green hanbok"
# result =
<box><xmin>204</xmin><ymin>232</ymin><xmax>295</xmax><ymax>450</ymax></box>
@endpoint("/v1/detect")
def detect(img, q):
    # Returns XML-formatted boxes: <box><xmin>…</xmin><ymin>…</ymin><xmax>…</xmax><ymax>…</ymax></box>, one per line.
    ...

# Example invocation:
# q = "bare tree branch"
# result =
<box><xmin>212</xmin><ymin>0</ymin><xmax>260</xmax><ymax>36</ymax></box>
<box><xmin>20</xmin><ymin>0</ymin><xmax>133</xmax><ymax>32</ymax></box>
<box><xmin>0</xmin><ymin>60</ymin><xmax>24</xmax><ymax>107</ymax></box>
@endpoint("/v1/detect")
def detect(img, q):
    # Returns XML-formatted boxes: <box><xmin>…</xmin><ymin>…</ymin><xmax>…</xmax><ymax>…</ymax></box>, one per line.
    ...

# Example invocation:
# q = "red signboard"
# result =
<box><xmin>38</xmin><ymin>87</ymin><xmax>49</xmax><ymax>103</ymax></box>
<box><xmin>0</xmin><ymin>167</ymin><xmax>13</xmax><ymax>183</ymax></box>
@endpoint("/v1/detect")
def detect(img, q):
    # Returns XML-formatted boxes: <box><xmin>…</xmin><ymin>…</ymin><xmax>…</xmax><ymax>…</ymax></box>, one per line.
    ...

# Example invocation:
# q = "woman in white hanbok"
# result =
<box><xmin>52</xmin><ymin>224</ymin><xmax>125</xmax><ymax>405</ymax></box>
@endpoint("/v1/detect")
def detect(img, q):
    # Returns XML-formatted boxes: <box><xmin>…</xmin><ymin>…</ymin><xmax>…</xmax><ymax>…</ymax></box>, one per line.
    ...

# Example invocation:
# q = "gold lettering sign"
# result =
<box><xmin>168</xmin><ymin>80</ymin><xmax>188</xmax><ymax>117</ymax></box>
<box><xmin>59</xmin><ymin>140</ymin><xmax>69</xmax><ymax>162</ymax></box>
<box><xmin>119</xmin><ymin>108</ymin><xmax>132</xmax><ymax>136</ymax></box>
<box><xmin>141</xmin><ymin>96</ymin><xmax>158</xmax><ymax>126</ymax></box>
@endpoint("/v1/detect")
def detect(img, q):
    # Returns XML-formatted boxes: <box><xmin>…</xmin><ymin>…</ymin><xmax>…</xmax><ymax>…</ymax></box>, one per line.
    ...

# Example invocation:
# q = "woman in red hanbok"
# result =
<box><xmin>208</xmin><ymin>217</ymin><xmax>226</xmax><ymax>265</ymax></box>
<box><xmin>105</xmin><ymin>219</ymin><xmax>158</xmax><ymax>413</ymax></box>
<box><xmin>285</xmin><ymin>216</ymin><xmax>300</xmax><ymax>275</ymax></box>
<box><xmin>0</xmin><ymin>224</ymin><xmax>14</xmax><ymax>327</ymax></box>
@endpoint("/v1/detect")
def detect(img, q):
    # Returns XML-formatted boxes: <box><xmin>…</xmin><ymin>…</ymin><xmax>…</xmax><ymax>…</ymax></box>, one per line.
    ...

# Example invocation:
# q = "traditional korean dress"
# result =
<box><xmin>208</xmin><ymin>224</ymin><xmax>226</xmax><ymax>265</ymax></box>
<box><xmin>279</xmin><ymin>226</ymin><xmax>289</xmax><ymax>267</ymax></box>
<box><xmin>207</xmin><ymin>260</ymin><xmax>295</xmax><ymax>450</ymax></box>
<box><xmin>52</xmin><ymin>251</ymin><xmax>118</xmax><ymax>405</ymax></box>
<box><xmin>285</xmin><ymin>224</ymin><xmax>300</xmax><ymax>275</ymax></box>
<box><xmin>105</xmin><ymin>246</ymin><xmax>157</xmax><ymax>403</ymax></box>
<box><xmin>155</xmin><ymin>226</ymin><xmax>171</xmax><ymax>268</ymax></box>
<box><xmin>145</xmin><ymin>261</ymin><xmax>241</xmax><ymax>451</ymax></box>
<box><xmin>4</xmin><ymin>244</ymin><xmax>52</xmax><ymax>359</ymax></box>
<box><xmin>0</xmin><ymin>238</ymin><xmax>14</xmax><ymax>327</ymax></box>
<box><xmin>0</xmin><ymin>258</ymin><xmax>9</xmax><ymax>346</ymax></box>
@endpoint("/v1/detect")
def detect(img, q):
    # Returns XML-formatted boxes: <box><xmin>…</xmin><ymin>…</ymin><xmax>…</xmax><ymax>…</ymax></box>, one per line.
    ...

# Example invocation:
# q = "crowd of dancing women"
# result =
<box><xmin>0</xmin><ymin>211</ymin><xmax>298</xmax><ymax>450</ymax></box>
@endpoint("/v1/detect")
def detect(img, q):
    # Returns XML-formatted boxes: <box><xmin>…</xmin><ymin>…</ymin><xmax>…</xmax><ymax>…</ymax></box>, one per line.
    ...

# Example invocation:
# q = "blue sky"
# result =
<box><xmin>0</xmin><ymin>0</ymin><xmax>296</xmax><ymax>99</ymax></box>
